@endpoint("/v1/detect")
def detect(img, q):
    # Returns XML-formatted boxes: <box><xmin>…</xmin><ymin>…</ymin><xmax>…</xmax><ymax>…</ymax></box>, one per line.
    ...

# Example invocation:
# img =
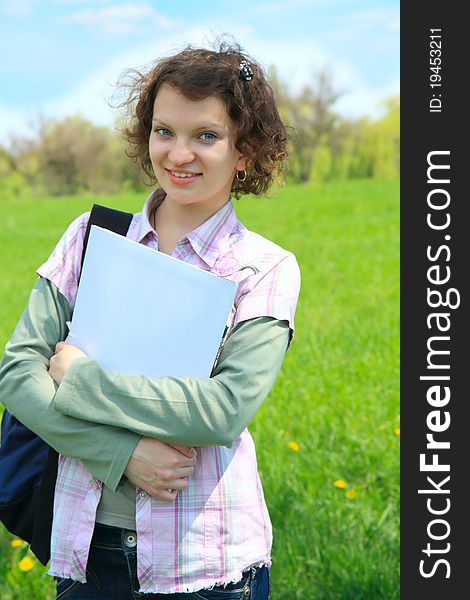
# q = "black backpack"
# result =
<box><xmin>0</xmin><ymin>204</ymin><xmax>133</xmax><ymax>565</ymax></box>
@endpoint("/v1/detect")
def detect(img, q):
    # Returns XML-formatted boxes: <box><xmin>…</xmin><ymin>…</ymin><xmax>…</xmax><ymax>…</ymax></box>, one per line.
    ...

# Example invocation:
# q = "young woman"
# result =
<box><xmin>0</xmin><ymin>39</ymin><xmax>300</xmax><ymax>599</ymax></box>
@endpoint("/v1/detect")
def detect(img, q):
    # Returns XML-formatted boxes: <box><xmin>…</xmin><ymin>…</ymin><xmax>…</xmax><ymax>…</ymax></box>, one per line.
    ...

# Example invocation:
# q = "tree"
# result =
<box><xmin>0</xmin><ymin>146</ymin><xmax>32</xmax><ymax>200</ymax></box>
<box><xmin>36</xmin><ymin>116</ymin><xmax>132</xmax><ymax>194</ymax></box>
<box><xmin>2</xmin><ymin>116</ymin><xmax>146</xmax><ymax>196</ymax></box>
<box><xmin>272</xmin><ymin>68</ymin><xmax>343</xmax><ymax>183</ymax></box>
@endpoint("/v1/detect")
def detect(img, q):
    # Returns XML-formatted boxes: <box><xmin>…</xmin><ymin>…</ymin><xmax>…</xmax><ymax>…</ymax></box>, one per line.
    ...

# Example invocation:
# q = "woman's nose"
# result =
<box><xmin>168</xmin><ymin>139</ymin><xmax>195</xmax><ymax>165</ymax></box>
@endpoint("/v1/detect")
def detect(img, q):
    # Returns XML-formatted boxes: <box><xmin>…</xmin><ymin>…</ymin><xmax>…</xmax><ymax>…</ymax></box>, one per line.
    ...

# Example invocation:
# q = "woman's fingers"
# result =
<box><xmin>164</xmin><ymin>489</ymin><xmax>179</xmax><ymax>502</ymax></box>
<box><xmin>170</xmin><ymin>444</ymin><xmax>197</xmax><ymax>458</ymax></box>
<box><xmin>48</xmin><ymin>343</ymin><xmax>86</xmax><ymax>384</ymax></box>
<box><xmin>167</xmin><ymin>476</ymin><xmax>191</xmax><ymax>491</ymax></box>
<box><xmin>140</xmin><ymin>477</ymin><xmax>190</xmax><ymax>503</ymax></box>
<box><xmin>176</xmin><ymin>465</ymin><xmax>195</xmax><ymax>478</ymax></box>
<box><xmin>157</xmin><ymin>477</ymin><xmax>191</xmax><ymax>501</ymax></box>
<box><xmin>124</xmin><ymin>438</ymin><xmax>198</xmax><ymax>501</ymax></box>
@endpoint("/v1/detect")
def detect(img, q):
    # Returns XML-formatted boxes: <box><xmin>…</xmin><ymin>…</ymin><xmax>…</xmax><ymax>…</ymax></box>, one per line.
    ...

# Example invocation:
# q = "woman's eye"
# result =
<box><xmin>199</xmin><ymin>132</ymin><xmax>217</xmax><ymax>142</ymax></box>
<box><xmin>155</xmin><ymin>128</ymin><xmax>172</xmax><ymax>137</ymax></box>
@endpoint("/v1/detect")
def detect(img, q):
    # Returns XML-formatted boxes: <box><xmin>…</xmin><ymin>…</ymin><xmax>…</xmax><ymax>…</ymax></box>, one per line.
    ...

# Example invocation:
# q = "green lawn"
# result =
<box><xmin>0</xmin><ymin>179</ymin><xmax>399</xmax><ymax>599</ymax></box>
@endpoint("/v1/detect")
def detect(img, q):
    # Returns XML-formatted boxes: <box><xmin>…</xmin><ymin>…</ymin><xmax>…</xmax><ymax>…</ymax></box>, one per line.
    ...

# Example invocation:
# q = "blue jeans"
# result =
<box><xmin>55</xmin><ymin>523</ymin><xmax>271</xmax><ymax>600</ymax></box>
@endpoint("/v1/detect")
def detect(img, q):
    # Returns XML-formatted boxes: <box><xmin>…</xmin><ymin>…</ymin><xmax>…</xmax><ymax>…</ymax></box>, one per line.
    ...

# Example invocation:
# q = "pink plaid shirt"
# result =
<box><xmin>37</xmin><ymin>193</ymin><xmax>300</xmax><ymax>594</ymax></box>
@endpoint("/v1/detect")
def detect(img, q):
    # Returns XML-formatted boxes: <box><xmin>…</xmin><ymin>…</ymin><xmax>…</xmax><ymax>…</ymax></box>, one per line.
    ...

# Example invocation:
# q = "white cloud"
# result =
<box><xmin>339</xmin><ymin>6</ymin><xmax>399</xmax><ymax>29</ymax></box>
<box><xmin>54</xmin><ymin>1</ymin><xmax>111</xmax><ymax>4</ymax></box>
<box><xmin>1</xmin><ymin>0</ymin><xmax>35</xmax><ymax>18</ymax></box>
<box><xmin>386</xmin><ymin>19</ymin><xmax>400</xmax><ymax>31</ymax></box>
<box><xmin>335</xmin><ymin>75</ymin><xmax>400</xmax><ymax>120</ymax></box>
<box><xmin>241</xmin><ymin>34</ymin><xmax>398</xmax><ymax>117</ymax></box>
<box><xmin>245</xmin><ymin>0</ymin><xmax>326</xmax><ymax>16</ymax></box>
<box><xmin>0</xmin><ymin>103</ymin><xmax>38</xmax><ymax>143</ymax></box>
<box><xmin>61</xmin><ymin>3</ymin><xmax>181</xmax><ymax>35</ymax></box>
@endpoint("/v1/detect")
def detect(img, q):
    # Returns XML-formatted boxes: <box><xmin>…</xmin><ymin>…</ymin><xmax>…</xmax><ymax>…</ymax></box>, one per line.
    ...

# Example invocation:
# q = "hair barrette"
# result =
<box><xmin>239</xmin><ymin>60</ymin><xmax>253</xmax><ymax>81</ymax></box>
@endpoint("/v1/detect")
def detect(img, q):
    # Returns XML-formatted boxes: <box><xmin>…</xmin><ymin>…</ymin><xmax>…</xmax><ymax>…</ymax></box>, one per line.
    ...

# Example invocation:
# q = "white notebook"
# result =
<box><xmin>67</xmin><ymin>225</ymin><xmax>238</xmax><ymax>379</ymax></box>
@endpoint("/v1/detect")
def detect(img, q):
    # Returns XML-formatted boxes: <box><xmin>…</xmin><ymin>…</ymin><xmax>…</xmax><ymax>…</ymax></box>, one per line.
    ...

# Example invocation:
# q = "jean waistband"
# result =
<box><xmin>92</xmin><ymin>522</ymin><xmax>137</xmax><ymax>548</ymax></box>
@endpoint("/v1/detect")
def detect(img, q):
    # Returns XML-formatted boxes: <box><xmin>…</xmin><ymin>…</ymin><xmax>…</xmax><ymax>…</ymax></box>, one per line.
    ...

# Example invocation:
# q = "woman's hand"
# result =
<box><xmin>124</xmin><ymin>437</ymin><xmax>198</xmax><ymax>502</ymax></box>
<box><xmin>48</xmin><ymin>341</ymin><xmax>86</xmax><ymax>385</ymax></box>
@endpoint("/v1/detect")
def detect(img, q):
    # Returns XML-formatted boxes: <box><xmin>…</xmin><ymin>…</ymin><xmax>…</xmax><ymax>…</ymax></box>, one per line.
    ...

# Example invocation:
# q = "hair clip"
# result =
<box><xmin>239</xmin><ymin>60</ymin><xmax>253</xmax><ymax>81</ymax></box>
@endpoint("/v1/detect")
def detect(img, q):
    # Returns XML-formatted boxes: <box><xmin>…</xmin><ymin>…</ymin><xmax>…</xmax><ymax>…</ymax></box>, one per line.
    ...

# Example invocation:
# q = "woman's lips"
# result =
<box><xmin>166</xmin><ymin>169</ymin><xmax>202</xmax><ymax>185</ymax></box>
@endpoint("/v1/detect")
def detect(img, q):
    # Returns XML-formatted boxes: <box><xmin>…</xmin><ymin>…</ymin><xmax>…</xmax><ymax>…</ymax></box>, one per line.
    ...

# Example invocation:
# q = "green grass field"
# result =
<box><xmin>0</xmin><ymin>179</ymin><xmax>399</xmax><ymax>599</ymax></box>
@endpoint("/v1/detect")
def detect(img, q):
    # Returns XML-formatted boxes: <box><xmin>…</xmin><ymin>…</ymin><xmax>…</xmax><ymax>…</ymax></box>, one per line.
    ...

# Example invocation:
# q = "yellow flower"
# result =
<box><xmin>18</xmin><ymin>557</ymin><xmax>34</xmax><ymax>572</ymax></box>
<box><xmin>394</xmin><ymin>428</ymin><xmax>400</xmax><ymax>436</ymax></box>
<box><xmin>346</xmin><ymin>489</ymin><xmax>357</xmax><ymax>499</ymax></box>
<box><xmin>334</xmin><ymin>479</ymin><xmax>347</xmax><ymax>489</ymax></box>
<box><xmin>288</xmin><ymin>441</ymin><xmax>300</xmax><ymax>452</ymax></box>
<box><xmin>11</xmin><ymin>539</ymin><xmax>23</xmax><ymax>548</ymax></box>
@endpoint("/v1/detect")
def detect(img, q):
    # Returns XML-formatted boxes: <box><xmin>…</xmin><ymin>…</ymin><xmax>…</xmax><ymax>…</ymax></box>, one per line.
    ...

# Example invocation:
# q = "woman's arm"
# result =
<box><xmin>0</xmin><ymin>277</ymin><xmax>141</xmax><ymax>492</ymax></box>
<box><xmin>2</xmin><ymin>277</ymin><xmax>290</xmax><ymax>451</ymax></box>
<box><xmin>52</xmin><ymin>312</ymin><xmax>289</xmax><ymax>446</ymax></box>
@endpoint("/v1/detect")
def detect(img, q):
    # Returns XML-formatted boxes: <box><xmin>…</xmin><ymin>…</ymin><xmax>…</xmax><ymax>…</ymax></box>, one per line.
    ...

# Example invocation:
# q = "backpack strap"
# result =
<box><xmin>30</xmin><ymin>204</ymin><xmax>133</xmax><ymax>566</ymax></box>
<box><xmin>81</xmin><ymin>204</ymin><xmax>134</xmax><ymax>270</ymax></box>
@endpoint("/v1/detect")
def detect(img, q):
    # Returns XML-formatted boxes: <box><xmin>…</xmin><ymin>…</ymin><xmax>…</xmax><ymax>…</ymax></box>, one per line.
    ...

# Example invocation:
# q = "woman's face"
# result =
<box><xmin>149</xmin><ymin>83</ymin><xmax>246</xmax><ymax>214</ymax></box>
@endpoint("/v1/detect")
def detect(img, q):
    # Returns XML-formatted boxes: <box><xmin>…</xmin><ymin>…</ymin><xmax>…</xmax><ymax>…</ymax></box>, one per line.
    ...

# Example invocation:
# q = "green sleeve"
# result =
<box><xmin>0</xmin><ymin>277</ymin><xmax>140</xmax><ymax>492</ymax></box>
<box><xmin>54</xmin><ymin>310</ymin><xmax>290</xmax><ymax>447</ymax></box>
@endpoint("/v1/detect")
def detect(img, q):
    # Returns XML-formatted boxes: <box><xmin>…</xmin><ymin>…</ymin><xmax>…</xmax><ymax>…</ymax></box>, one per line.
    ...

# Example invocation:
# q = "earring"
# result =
<box><xmin>236</xmin><ymin>169</ymin><xmax>247</xmax><ymax>182</ymax></box>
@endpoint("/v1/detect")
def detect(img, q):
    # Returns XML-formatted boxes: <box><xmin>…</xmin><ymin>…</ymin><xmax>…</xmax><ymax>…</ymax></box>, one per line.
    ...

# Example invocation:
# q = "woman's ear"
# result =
<box><xmin>236</xmin><ymin>155</ymin><xmax>247</xmax><ymax>171</ymax></box>
<box><xmin>236</xmin><ymin>145</ymin><xmax>249</xmax><ymax>171</ymax></box>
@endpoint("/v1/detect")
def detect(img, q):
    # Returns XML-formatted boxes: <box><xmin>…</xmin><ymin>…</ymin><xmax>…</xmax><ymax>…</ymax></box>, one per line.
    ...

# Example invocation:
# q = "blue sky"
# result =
<box><xmin>0</xmin><ymin>0</ymin><xmax>399</xmax><ymax>141</ymax></box>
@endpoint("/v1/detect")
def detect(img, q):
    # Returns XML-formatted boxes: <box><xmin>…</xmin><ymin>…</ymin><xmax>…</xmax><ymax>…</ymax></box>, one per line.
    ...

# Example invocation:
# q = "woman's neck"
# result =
<box><xmin>151</xmin><ymin>195</ymin><xmax>229</xmax><ymax>255</ymax></box>
<box><xmin>154</xmin><ymin>194</ymin><xmax>229</xmax><ymax>238</ymax></box>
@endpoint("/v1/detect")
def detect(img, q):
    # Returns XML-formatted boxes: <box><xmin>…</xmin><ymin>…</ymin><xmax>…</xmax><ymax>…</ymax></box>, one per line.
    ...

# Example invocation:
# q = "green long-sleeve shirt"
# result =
<box><xmin>0</xmin><ymin>277</ymin><xmax>290</xmax><ymax>495</ymax></box>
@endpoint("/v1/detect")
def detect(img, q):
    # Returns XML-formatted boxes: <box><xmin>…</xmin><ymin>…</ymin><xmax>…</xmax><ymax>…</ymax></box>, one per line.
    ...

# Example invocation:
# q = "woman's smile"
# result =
<box><xmin>165</xmin><ymin>168</ymin><xmax>203</xmax><ymax>185</ymax></box>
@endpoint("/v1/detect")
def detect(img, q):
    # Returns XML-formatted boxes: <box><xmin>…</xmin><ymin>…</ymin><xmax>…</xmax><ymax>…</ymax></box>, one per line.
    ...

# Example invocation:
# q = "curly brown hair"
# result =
<box><xmin>114</xmin><ymin>36</ymin><xmax>290</xmax><ymax>198</ymax></box>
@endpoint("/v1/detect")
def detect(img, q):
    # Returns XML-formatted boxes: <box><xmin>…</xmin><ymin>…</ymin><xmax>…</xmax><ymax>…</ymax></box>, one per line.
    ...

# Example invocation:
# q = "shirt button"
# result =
<box><xmin>139</xmin><ymin>491</ymin><xmax>149</xmax><ymax>499</ymax></box>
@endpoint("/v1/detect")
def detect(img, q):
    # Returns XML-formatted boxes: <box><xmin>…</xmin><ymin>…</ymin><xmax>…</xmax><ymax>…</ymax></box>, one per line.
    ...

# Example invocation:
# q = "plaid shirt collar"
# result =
<box><xmin>137</xmin><ymin>193</ymin><xmax>239</xmax><ymax>269</ymax></box>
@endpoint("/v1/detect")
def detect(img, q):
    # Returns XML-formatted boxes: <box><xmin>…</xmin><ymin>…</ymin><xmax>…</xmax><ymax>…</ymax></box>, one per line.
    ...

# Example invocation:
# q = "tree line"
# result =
<box><xmin>0</xmin><ymin>68</ymin><xmax>399</xmax><ymax>199</ymax></box>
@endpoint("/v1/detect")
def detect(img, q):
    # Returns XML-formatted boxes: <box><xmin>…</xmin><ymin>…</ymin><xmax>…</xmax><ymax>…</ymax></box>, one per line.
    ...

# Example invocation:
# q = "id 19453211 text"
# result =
<box><xmin>429</xmin><ymin>28</ymin><xmax>442</xmax><ymax>113</ymax></box>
